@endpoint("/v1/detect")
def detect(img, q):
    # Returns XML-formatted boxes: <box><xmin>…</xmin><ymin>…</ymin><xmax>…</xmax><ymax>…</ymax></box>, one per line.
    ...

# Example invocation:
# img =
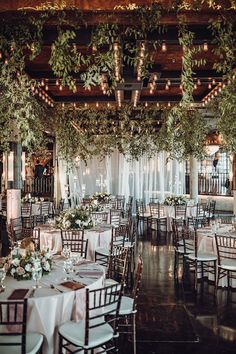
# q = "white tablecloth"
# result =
<box><xmin>39</xmin><ymin>226</ymin><xmax>112</xmax><ymax>260</ymax></box>
<box><xmin>164</xmin><ymin>205</ymin><xmax>196</xmax><ymax>231</ymax></box>
<box><xmin>0</xmin><ymin>259</ymin><xmax>105</xmax><ymax>354</ymax></box>
<box><xmin>197</xmin><ymin>225</ymin><xmax>236</xmax><ymax>287</ymax></box>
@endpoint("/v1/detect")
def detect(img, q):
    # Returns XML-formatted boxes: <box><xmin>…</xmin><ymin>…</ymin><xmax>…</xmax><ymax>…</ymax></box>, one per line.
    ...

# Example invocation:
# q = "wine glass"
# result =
<box><xmin>0</xmin><ymin>267</ymin><xmax>6</xmax><ymax>291</ymax></box>
<box><xmin>63</xmin><ymin>260</ymin><xmax>73</xmax><ymax>280</ymax></box>
<box><xmin>62</xmin><ymin>246</ymin><xmax>71</xmax><ymax>259</ymax></box>
<box><xmin>32</xmin><ymin>267</ymin><xmax>42</xmax><ymax>289</ymax></box>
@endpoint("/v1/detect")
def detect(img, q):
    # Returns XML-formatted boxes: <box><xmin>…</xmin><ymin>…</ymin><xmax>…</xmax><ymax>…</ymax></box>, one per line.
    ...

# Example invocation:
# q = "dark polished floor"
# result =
<box><xmin>125</xmin><ymin>226</ymin><xmax>236</xmax><ymax>354</ymax></box>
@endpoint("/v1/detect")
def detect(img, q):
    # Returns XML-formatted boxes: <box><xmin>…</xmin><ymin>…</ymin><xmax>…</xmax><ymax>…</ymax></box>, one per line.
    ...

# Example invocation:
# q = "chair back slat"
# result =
<box><xmin>215</xmin><ymin>234</ymin><xmax>236</xmax><ymax>265</ymax></box>
<box><xmin>0</xmin><ymin>299</ymin><xmax>28</xmax><ymax>354</ymax></box>
<box><xmin>84</xmin><ymin>283</ymin><xmax>123</xmax><ymax>346</ymax></box>
<box><xmin>61</xmin><ymin>229</ymin><xmax>87</xmax><ymax>258</ymax></box>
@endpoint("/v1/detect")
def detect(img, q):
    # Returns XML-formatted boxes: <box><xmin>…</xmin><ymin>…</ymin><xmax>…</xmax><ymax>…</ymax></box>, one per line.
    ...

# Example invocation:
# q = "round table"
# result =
<box><xmin>197</xmin><ymin>225</ymin><xmax>236</xmax><ymax>287</ymax></box>
<box><xmin>39</xmin><ymin>225</ymin><xmax>112</xmax><ymax>261</ymax></box>
<box><xmin>0</xmin><ymin>258</ymin><xmax>105</xmax><ymax>354</ymax></box>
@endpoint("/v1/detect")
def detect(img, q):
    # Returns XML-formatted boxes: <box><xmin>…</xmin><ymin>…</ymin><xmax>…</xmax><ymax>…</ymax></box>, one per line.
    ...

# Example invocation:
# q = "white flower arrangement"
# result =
<box><xmin>164</xmin><ymin>195</ymin><xmax>187</xmax><ymax>206</ymax></box>
<box><xmin>5</xmin><ymin>249</ymin><xmax>52</xmax><ymax>281</ymax></box>
<box><xmin>55</xmin><ymin>206</ymin><xmax>93</xmax><ymax>230</ymax></box>
<box><xmin>92</xmin><ymin>192</ymin><xmax>111</xmax><ymax>203</ymax></box>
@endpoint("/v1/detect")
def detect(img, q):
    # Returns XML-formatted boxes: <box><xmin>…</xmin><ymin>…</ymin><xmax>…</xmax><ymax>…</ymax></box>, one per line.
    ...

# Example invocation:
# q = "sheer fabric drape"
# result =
<box><xmin>58</xmin><ymin>151</ymin><xmax>185</xmax><ymax>205</ymax></box>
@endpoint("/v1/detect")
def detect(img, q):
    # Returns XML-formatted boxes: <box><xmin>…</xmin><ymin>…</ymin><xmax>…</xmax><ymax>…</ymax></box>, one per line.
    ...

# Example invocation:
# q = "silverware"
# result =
<box><xmin>50</xmin><ymin>284</ymin><xmax>63</xmax><ymax>293</ymax></box>
<box><xmin>29</xmin><ymin>289</ymin><xmax>36</xmax><ymax>298</ymax></box>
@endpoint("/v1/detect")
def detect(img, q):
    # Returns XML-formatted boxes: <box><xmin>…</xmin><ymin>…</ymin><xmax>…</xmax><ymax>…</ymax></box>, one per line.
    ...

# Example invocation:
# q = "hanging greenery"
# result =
<box><xmin>0</xmin><ymin>3</ymin><xmax>235</xmax><ymax>162</ymax></box>
<box><xmin>209</xmin><ymin>17</ymin><xmax>236</xmax><ymax>77</ymax></box>
<box><xmin>209</xmin><ymin>81</ymin><xmax>236</xmax><ymax>153</ymax></box>
<box><xmin>49</xmin><ymin>29</ymin><xmax>87</xmax><ymax>92</ymax></box>
<box><xmin>0</xmin><ymin>57</ymin><xmax>47</xmax><ymax>152</ymax></box>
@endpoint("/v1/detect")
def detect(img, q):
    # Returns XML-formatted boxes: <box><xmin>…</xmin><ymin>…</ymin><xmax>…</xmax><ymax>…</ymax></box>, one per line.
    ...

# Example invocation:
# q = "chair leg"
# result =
<box><xmin>133</xmin><ymin>313</ymin><xmax>136</xmax><ymax>354</ymax></box>
<box><xmin>58</xmin><ymin>334</ymin><xmax>63</xmax><ymax>354</ymax></box>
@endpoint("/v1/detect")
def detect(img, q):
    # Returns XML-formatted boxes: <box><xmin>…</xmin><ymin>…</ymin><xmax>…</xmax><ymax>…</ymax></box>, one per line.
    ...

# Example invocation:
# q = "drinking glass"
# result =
<box><xmin>32</xmin><ymin>267</ymin><xmax>42</xmax><ymax>289</ymax></box>
<box><xmin>62</xmin><ymin>246</ymin><xmax>71</xmax><ymax>259</ymax></box>
<box><xmin>0</xmin><ymin>267</ymin><xmax>6</xmax><ymax>290</ymax></box>
<box><xmin>63</xmin><ymin>260</ymin><xmax>73</xmax><ymax>280</ymax></box>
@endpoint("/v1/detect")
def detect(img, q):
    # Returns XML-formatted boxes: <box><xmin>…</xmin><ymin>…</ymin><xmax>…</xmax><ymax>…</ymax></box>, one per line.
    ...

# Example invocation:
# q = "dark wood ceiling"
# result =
<box><xmin>1</xmin><ymin>1</ymin><xmax>235</xmax><ymax>108</ymax></box>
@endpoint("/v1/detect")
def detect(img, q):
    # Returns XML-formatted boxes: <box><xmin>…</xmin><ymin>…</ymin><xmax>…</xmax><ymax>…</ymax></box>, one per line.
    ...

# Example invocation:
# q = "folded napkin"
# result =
<box><xmin>60</xmin><ymin>281</ymin><xmax>85</xmax><ymax>290</ymax></box>
<box><xmin>76</xmin><ymin>260</ymin><xmax>94</xmax><ymax>266</ymax></box>
<box><xmin>76</xmin><ymin>270</ymin><xmax>104</xmax><ymax>278</ymax></box>
<box><xmin>8</xmin><ymin>289</ymin><xmax>29</xmax><ymax>300</ymax></box>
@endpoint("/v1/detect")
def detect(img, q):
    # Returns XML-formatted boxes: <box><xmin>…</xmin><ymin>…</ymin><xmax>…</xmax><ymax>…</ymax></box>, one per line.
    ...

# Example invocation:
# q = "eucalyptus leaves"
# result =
<box><xmin>51</xmin><ymin>104</ymin><xmax>208</xmax><ymax>164</ymax></box>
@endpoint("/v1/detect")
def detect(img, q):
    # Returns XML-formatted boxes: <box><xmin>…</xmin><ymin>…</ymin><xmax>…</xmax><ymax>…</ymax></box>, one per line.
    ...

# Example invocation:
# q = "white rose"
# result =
<box><xmin>12</xmin><ymin>258</ymin><xmax>20</xmax><ymax>267</ymax></box>
<box><xmin>25</xmin><ymin>264</ymin><xmax>32</xmax><ymax>272</ymax></box>
<box><xmin>11</xmin><ymin>268</ymin><xmax>16</xmax><ymax>275</ymax></box>
<box><xmin>75</xmin><ymin>219</ymin><xmax>81</xmax><ymax>226</ymax></box>
<box><xmin>64</xmin><ymin>220</ymin><xmax>71</xmax><ymax>228</ymax></box>
<box><xmin>43</xmin><ymin>261</ymin><xmax>50</xmax><ymax>272</ymax></box>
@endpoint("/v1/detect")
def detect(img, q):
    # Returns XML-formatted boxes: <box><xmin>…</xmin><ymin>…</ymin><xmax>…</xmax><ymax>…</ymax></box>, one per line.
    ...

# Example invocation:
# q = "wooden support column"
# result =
<box><xmin>189</xmin><ymin>156</ymin><xmax>198</xmax><ymax>203</ymax></box>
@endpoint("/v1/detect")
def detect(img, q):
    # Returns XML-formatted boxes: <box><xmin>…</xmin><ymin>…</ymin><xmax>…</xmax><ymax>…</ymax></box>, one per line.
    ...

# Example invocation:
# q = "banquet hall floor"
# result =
<box><xmin>120</xmin><ymin>226</ymin><xmax>236</xmax><ymax>354</ymax></box>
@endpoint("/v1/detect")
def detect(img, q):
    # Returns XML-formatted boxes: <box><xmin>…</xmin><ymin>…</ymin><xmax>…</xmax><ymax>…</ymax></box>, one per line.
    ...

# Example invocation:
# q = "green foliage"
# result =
<box><xmin>0</xmin><ymin>62</ymin><xmax>46</xmax><ymax>152</ymax></box>
<box><xmin>160</xmin><ymin>106</ymin><xmax>208</xmax><ymax>160</ymax></box>
<box><xmin>210</xmin><ymin>81</ymin><xmax>236</xmax><ymax>153</ymax></box>
<box><xmin>49</xmin><ymin>29</ymin><xmax>86</xmax><ymax>92</ymax></box>
<box><xmin>209</xmin><ymin>18</ymin><xmax>236</xmax><ymax>77</ymax></box>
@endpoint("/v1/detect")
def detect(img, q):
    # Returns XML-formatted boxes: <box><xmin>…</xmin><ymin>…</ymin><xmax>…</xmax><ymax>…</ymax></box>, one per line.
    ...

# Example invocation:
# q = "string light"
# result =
<box><xmin>45</xmin><ymin>84</ymin><xmax>48</xmax><ymax>91</ymax></box>
<box><xmin>56</xmin><ymin>79</ymin><xmax>59</xmax><ymax>86</ymax></box>
<box><xmin>156</xmin><ymin>102</ymin><xmax>160</xmax><ymax>108</ymax></box>
<box><xmin>161</xmin><ymin>41</ymin><xmax>167</xmax><ymax>52</ymax></box>
<box><xmin>197</xmin><ymin>79</ymin><xmax>201</xmax><ymax>86</ymax></box>
<box><xmin>203</xmin><ymin>41</ymin><xmax>208</xmax><ymax>52</ymax></box>
<box><xmin>59</xmin><ymin>84</ymin><xmax>63</xmax><ymax>91</ymax></box>
<box><xmin>41</xmin><ymin>79</ymin><xmax>45</xmax><ymax>86</ymax></box>
<box><xmin>208</xmin><ymin>83</ymin><xmax>212</xmax><ymax>89</ymax></box>
<box><xmin>137</xmin><ymin>41</ymin><xmax>146</xmax><ymax>81</ymax></box>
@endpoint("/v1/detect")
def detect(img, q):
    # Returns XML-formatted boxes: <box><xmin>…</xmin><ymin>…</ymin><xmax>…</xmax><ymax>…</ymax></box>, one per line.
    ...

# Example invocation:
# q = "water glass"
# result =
<box><xmin>32</xmin><ymin>267</ymin><xmax>42</xmax><ymax>289</ymax></box>
<box><xmin>0</xmin><ymin>267</ymin><xmax>6</xmax><ymax>290</ymax></box>
<box><xmin>63</xmin><ymin>260</ymin><xmax>73</xmax><ymax>280</ymax></box>
<box><xmin>62</xmin><ymin>246</ymin><xmax>71</xmax><ymax>259</ymax></box>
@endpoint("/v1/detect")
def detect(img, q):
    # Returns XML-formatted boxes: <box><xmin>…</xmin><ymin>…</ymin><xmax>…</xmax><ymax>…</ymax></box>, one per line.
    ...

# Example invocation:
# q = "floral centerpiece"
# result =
<box><xmin>4</xmin><ymin>248</ymin><xmax>52</xmax><ymax>281</ymax></box>
<box><xmin>55</xmin><ymin>206</ymin><xmax>93</xmax><ymax>230</ymax></box>
<box><xmin>164</xmin><ymin>195</ymin><xmax>187</xmax><ymax>206</ymax></box>
<box><xmin>92</xmin><ymin>192</ymin><xmax>111</xmax><ymax>203</ymax></box>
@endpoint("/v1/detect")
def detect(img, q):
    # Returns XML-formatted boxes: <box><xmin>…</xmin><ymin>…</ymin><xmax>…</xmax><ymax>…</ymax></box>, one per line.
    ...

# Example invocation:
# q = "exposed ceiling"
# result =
<box><xmin>0</xmin><ymin>1</ymin><xmax>235</xmax><ymax>108</ymax></box>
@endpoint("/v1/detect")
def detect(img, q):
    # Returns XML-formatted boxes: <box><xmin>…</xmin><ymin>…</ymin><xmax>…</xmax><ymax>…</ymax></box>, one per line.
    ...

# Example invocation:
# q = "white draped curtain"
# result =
<box><xmin>58</xmin><ymin>151</ymin><xmax>186</xmax><ymax>205</ymax></box>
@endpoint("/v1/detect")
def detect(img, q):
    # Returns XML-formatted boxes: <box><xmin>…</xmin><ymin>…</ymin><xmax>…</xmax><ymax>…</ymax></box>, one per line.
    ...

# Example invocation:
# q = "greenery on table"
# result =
<box><xmin>55</xmin><ymin>207</ymin><xmax>93</xmax><ymax>230</ymax></box>
<box><xmin>6</xmin><ymin>249</ymin><xmax>52</xmax><ymax>281</ymax></box>
<box><xmin>164</xmin><ymin>195</ymin><xmax>187</xmax><ymax>206</ymax></box>
<box><xmin>92</xmin><ymin>192</ymin><xmax>111</xmax><ymax>203</ymax></box>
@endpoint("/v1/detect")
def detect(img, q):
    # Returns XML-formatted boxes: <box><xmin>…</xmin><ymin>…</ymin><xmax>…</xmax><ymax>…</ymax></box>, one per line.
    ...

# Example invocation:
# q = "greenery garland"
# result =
<box><xmin>0</xmin><ymin>3</ymin><xmax>235</xmax><ymax>161</ymax></box>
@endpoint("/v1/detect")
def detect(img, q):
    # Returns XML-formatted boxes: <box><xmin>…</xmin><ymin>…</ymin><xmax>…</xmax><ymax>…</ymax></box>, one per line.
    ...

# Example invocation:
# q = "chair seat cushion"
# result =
<box><xmin>95</xmin><ymin>247</ymin><xmax>109</xmax><ymax>256</ymax></box>
<box><xmin>0</xmin><ymin>332</ymin><xmax>43</xmax><ymax>354</ymax></box>
<box><xmin>124</xmin><ymin>241</ymin><xmax>134</xmax><ymax>248</ymax></box>
<box><xmin>119</xmin><ymin>296</ymin><xmax>135</xmax><ymax>316</ymax></box>
<box><xmin>187</xmin><ymin>252</ymin><xmax>217</xmax><ymax>261</ymax></box>
<box><xmin>219</xmin><ymin>258</ymin><xmax>236</xmax><ymax>271</ymax></box>
<box><xmin>59</xmin><ymin>320</ymin><xmax>114</xmax><ymax>349</ymax></box>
